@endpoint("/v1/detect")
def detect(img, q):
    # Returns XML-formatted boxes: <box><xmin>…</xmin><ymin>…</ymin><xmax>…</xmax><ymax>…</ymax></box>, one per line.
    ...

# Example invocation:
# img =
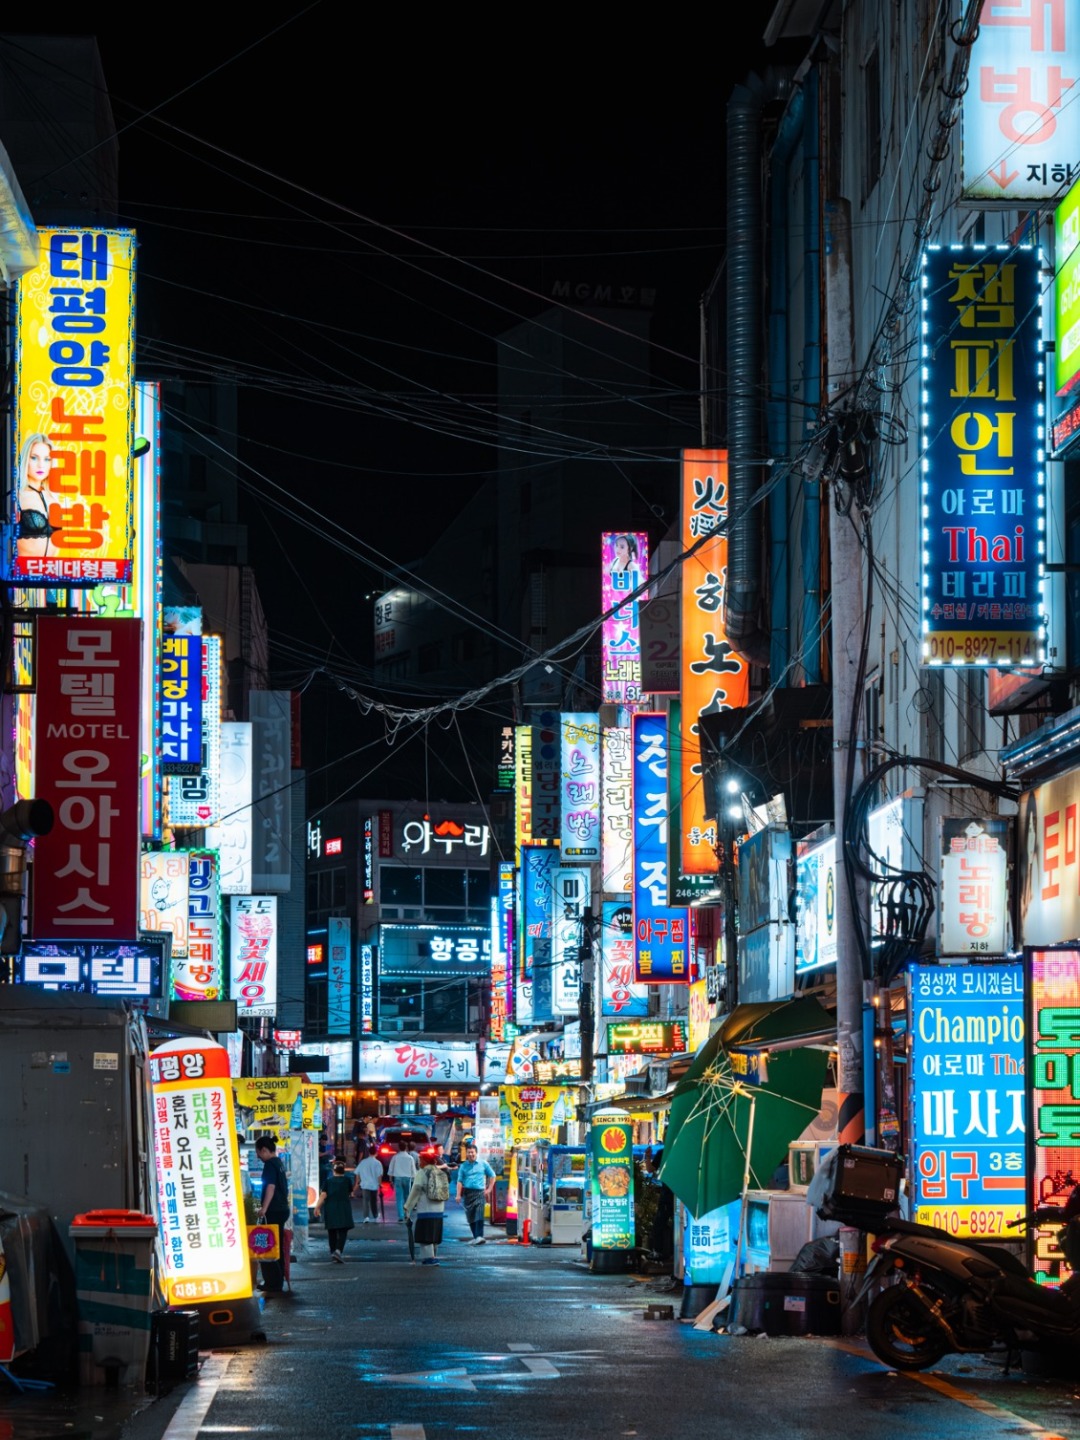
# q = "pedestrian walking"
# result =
<box><xmin>255</xmin><ymin>1136</ymin><xmax>290</xmax><ymax>1294</ymax></box>
<box><xmin>354</xmin><ymin>1149</ymin><xmax>384</xmax><ymax>1222</ymax></box>
<box><xmin>455</xmin><ymin>1143</ymin><xmax>495</xmax><ymax>1244</ymax></box>
<box><xmin>403</xmin><ymin>1153</ymin><xmax>449</xmax><ymax>1265</ymax></box>
<box><xmin>388</xmin><ymin>1140</ymin><xmax>418</xmax><ymax>1221</ymax></box>
<box><xmin>313</xmin><ymin>1160</ymin><xmax>355</xmax><ymax>1262</ymax></box>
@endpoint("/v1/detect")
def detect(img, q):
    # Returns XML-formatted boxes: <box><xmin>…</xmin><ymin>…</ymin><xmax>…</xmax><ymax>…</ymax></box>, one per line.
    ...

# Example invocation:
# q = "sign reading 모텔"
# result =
<box><xmin>909</xmin><ymin>962</ymin><xmax>1026</xmax><ymax>1238</ymax></box>
<box><xmin>921</xmin><ymin>246</ymin><xmax>1046</xmax><ymax>668</ymax></box>
<box><xmin>8</xmin><ymin>229</ymin><xmax>136</xmax><ymax>587</ymax></box>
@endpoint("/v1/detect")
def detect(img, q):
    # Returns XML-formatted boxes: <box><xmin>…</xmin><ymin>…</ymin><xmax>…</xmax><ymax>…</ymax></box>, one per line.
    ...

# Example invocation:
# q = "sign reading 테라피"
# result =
<box><xmin>920</xmin><ymin>246</ymin><xmax>1045</xmax><ymax>668</ymax></box>
<box><xmin>590</xmin><ymin>1117</ymin><xmax>634</xmax><ymax>1250</ymax></box>
<box><xmin>150</xmin><ymin>1037</ymin><xmax>251</xmax><ymax>1304</ymax></box>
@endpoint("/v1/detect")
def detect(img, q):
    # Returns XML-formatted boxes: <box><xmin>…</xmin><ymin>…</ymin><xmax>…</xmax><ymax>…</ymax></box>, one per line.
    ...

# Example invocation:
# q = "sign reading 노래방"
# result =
<box><xmin>909</xmin><ymin>962</ymin><xmax>1026</xmax><ymax>1239</ymax></box>
<box><xmin>939</xmin><ymin>818</ymin><xmax>1009</xmax><ymax>956</ymax></box>
<box><xmin>560</xmin><ymin>713</ymin><xmax>601</xmax><ymax>861</ymax></box>
<box><xmin>920</xmin><ymin>247</ymin><xmax>1046</xmax><ymax>668</ymax></box>
<box><xmin>8</xmin><ymin>229</ymin><xmax>136</xmax><ymax>587</ymax></box>
<box><xmin>150</xmin><ymin>1037</ymin><xmax>251</xmax><ymax>1305</ymax></box>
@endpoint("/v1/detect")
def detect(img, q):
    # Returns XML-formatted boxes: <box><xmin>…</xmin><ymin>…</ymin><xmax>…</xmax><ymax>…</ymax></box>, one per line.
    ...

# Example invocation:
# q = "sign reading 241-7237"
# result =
<box><xmin>921</xmin><ymin>247</ymin><xmax>1045</xmax><ymax>668</ymax></box>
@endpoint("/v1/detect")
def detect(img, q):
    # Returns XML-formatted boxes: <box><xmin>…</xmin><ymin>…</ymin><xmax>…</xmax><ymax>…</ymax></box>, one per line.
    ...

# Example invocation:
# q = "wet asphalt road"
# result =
<box><xmin>4</xmin><ymin>1190</ymin><xmax>1080</xmax><ymax>1440</ymax></box>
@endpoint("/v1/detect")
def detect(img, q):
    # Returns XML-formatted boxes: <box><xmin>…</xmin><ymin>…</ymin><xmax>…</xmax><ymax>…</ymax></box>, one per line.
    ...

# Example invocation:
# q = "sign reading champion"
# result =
<box><xmin>921</xmin><ymin>246</ymin><xmax>1046</xmax><ymax>668</ymax></box>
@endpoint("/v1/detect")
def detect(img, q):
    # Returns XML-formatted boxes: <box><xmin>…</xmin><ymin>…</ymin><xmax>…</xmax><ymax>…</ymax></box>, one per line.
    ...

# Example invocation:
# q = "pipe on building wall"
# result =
<box><xmin>726</xmin><ymin>70</ymin><xmax>792</xmax><ymax>670</ymax></box>
<box><xmin>766</xmin><ymin>82</ymin><xmax>805</xmax><ymax>679</ymax></box>
<box><xmin>801</xmin><ymin>64</ymin><xmax>823</xmax><ymax>685</ymax></box>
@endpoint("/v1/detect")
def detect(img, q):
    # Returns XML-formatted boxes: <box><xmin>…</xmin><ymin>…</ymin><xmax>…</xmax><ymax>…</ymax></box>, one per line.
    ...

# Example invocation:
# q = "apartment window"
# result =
<box><xmin>920</xmin><ymin>670</ymin><xmax>946</xmax><ymax>763</ymax></box>
<box><xmin>863</xmin><ymin>48</ymin><xmax>883</xmax><ymax>200</ymax></box>
<box><xmin>958</xmin><ymin>670</ymin><xmax>986</xmax><ymax>763</ymax></box>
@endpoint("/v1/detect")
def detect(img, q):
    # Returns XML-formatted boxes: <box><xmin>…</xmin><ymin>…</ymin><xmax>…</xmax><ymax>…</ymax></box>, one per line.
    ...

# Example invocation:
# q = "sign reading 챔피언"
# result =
<box><xmin>920</xmin><ymin>247</ymin><xmax>1045</xmax><ymax>668</ymax></box>
<box><xmin>8</xmin><ymin>230</ymin><xmax>136</xmax><ymax>587</ymax></box>
<box><xmin>150</xmin><ymin>1037</ymin><xmax>251</xmax><ymax>1305</ymax></box>
<box><xmin>590</xmin><ymin>1117</ymin><xmax>634</xmax><ymax>1250</ymax></box>
<box><xmin>1028</xmin><ymin>950</ymin><xmax>1080</xmax><ymax>1287</ymax></box>
<box><xmin>909</xmin><ymin>962</ymin><xmax>1026</xmax><ymax>1238</ymax></box>
<box><xmin>962</xmin><ymin>2</ymin><xmax>1080</xmax><ymax>204</ymax></box>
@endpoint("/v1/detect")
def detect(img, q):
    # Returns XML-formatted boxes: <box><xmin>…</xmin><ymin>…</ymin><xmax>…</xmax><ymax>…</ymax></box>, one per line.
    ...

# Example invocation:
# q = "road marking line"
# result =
<box><xmin>161</xmin><ymin>1353</ymin><xmax>233</xmax><ymax>1440</ymax></box>
<box><xmin>823</xmin><ymin>1338</ymin><xmax>1068</xmax><ymax>1440</ymax></box>
<box><xmin>390</xmin><ymin>1427</ymin><xmax>426</xmax><ymax>1440</ymax></box>
<box><xmin>520</xmin><ymin>1357</ymin><xmax>559</xmax><ymax>1376</ymax></box>
<box><xmin>508</xmin><ymin>1342</ymin><xmax>534</xmax><ymax>1351</ymax></box>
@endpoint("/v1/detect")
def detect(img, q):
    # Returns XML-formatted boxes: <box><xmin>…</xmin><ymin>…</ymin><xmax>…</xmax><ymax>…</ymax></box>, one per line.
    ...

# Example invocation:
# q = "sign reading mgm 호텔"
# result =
<box><xmin>920</xmin><ymin>247</ymin><xmax>1045</xmax><ymax>669</ymax></box>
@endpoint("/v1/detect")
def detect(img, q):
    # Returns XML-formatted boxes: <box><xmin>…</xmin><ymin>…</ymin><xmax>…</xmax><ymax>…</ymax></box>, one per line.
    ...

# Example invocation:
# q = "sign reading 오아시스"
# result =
<box><xmin>909</xmin><ymin>962</ymin><xmax>1025</xmax><ymax>1238</ymax></box>
<box><xmin>8</xmin><ymin>230</ymin><xmax>135</xmax><ymax>587</ymax></box>
<box><xmin>631</xmin><ymin>713</ymin><xmax>690</xmax><ymax>984</ymax></box>
<box><xmin>920</xmin><ymin>247</ymin><xmax>1045</xmax><ymax>667</ymax></box>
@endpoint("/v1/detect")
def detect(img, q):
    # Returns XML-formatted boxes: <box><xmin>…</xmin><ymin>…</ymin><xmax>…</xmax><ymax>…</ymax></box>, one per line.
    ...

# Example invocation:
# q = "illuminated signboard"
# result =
<box><xmin>399</xmin><ymin>814</ymin><xmax>490</xmax><ymax>858</ymax></box>
<box><xmin>140</xmin><ymin>851</ymin><xmax>190</xmax><ymax>957</ymax></box>
<box><xmin>150</xmin><ymin>1037</ymin><xmax>251</xmax><ymax>1305</ymax></box>
<box><xmin>1056</xmin><ymin>173</ymin><xmax>1080</xmax><ymax>397</ymax></box>
<box><xmin>6</xmin><ymin>229</ymin><xmax>135</xmax><ymax>587</ymax></box>
<box><xmin>168</xmin><ymin>635</ymin><xmax>221</xmax><ymax>826</ymax></box>
<box><xmin>531</xmin><ymin>711</ymin><xmax>560</xmax><ymax>841</ymax></box>
<box><xmin>600</xmin><ymin>901</ymin><xmax>648</xmax><ymax>1018</ymax></box>
<box><xmin>327</xmin><ymin>915</ymin><xmax>352</xmax><ymax>1036</ymax></box>
<box><xmin>552</xmin><ymin>867</ymin><xmax>589</xmax><ymax>1016</ymax></box>
<box><xmin>1017</xmin><ymin>773</ymin><xmax>1080</xmax><ymax>946</ymax></box>
<box><xmin>360</xmin><ymin>943</ymin><xmax>374</xmax><ymax>1033</ymax></box>
<box><xmin>498</xmin><ymin>862</ymin><xmax>516</xmax><ymax>1030</ymax></box>
<box><xmin>161</xmin><ymin>634</ymin><xmax>202</xmax><ymax>773</ymax></box>
<box><xmin>207</xmin><ymin>722</ymin><xmax>253</xmax><ymax>895</ymax></box>
<box><xmin>490</xmin><ymin>897</ymin><xmax>508</xmax><ymax>1043</ymax></box>
<box><xmin>601</xmin><ymin>531</ymin><xmax>648</xmax><ymax>703</ymax></box>
<box><xmin>363</xmin><ymin>815</ymin><xmax>374</xmax><ymax>901</ymax></box>
<box><xmin>229</xmin><ymin>896</ymin><xmax>277</xmax><ymax>1018</ymax></box>
<box><xmin>17</xmin><ymin>940</ymin><xmax>165</xmax><ymax>998</ymax></box>
<box><xmin>379</xmin><ymin>924</ymin><xmax>491</xmax><ymax>976</ymax></box>
<box><xmin>940</xmin><ymin>817</ymin><xmax>1009</xmax><ymax>956</ymax></box>
<box><xmin>631</xmin><ymin>713</ymin><xmax>690</xmax><ymax>983</ymax></box>
<box><xmin>173</xmin><ymin>851</ymin><xmax>220</xmax><ymax>1001</ymax></box>
<box><xmin>962</xmin><ymin>5</ymin><xmax>1080</xmax><ymax>204</ymax></box>
<box><xmin>520</xmin><ymin>844</ymin><xmax>558</xmax><ymax>1025</ymax></box>
<box><xmin>306</xmin><ymin>943</ymin><xmax>324</xmax><ymax>967</ymax></box>
<box><xmin>359</xmin><ymin>1039</ymin><xmax>495</xmax><ymax>1086</ymax></box>
<box><xmin>601</xmin><ymin>726</ymin><xmax>632</xmax><ymax>895</ymax></box>
<box><xmin>32</xmin><ymin>618</ymin><xmax>141</xmax><ymax>940</ymax></box>
<box><xmin>325</xmin><ymin>837</ymin><xmax>343</xmax><ymax>856</ymax></box>
<box><xmin>496</xmin><ymin>725</ymin><xmax>516</xmax><ymax>791</ymax></box>
<box><xmin>921</xmin><ymin>246</ymin><xmax>1046</xmax><ymax>668</ymax></box>
<box><xmin>607</xmin><ymin>1020</ymin><xmax>688</xmax><ymax>1055</ymax></box>
<box><xmin>910</xmin><ymin>962</ymin><xmax>1026</xmax><ymax>1238</ymax></box>
<box><xmin>668</xmin><ymin>701</ymin><xmax>718</xmax><ymax>905</ymax></box>
<box><xmin>680</xmin><ymin>450</ymin><xmax>747</xmax><ymax>874</ymax></box>
<box><xmin>590</xmin><ymin>1116</ymin><xmax>634</xmax><ymax>1249</ymax></box>
<box><xmin>795</xmin><ymin>835</ymin><xmax>837</xmax><ymax>974</ymax></box>
<box><xmin>274</xmin><ymin>1030</ymin><xmax>302</xmax><ymax>1051</ymax></box>
<box><xmin>1029</xmin><ymin>949</ymin><xmax>1080</xmax><ymax>1287</ymax></box>
<box><xmin>560</xmin><ymin>713</ymin><xmax>601</xmax><ymax>860</ymax></box>
<box><xmin>514</xmin><ymin>723</ymin><xmax>533</xmax><ymax>860</ymax></box>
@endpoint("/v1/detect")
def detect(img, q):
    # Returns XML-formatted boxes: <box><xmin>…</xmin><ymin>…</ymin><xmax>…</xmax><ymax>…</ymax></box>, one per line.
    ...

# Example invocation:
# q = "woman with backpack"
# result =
<box><xmin>403</xmin><ymin>1154</ymin><xmax>449</xmax><ymax>1266</ymax></box>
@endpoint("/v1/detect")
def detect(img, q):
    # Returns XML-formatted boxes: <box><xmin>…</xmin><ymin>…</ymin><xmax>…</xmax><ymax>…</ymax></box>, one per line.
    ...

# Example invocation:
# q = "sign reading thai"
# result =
<box><xmin>1028</xmin><ymin>949</ymin><xmax>1080</xmax><ymax>1286</ymax></box>
<box><xmin>7</xmin><ymin>229</ymin><xmax>135</xmax><ymax>586</ymax></box>
<box><xmin>920</xmin><ymin>246</ymin><xmax>1045</xmax><ymax>667</ymax></box>
<box><xmin>909</xmin><ymin>962</ymin><xmax>1026</xmax><ymax>1238</ymax></box>
<box><xmin>150</xmin><ymin>1037</ymin><xmax>251</xmax><ymax>1305</ymax></box>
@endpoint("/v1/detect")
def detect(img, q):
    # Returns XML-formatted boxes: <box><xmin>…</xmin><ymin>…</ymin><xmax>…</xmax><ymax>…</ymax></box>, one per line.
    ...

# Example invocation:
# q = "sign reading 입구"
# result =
<box><xmin>920</xmin><ymin>247</ymin><xmax>1045</xmax><ymax>668</ymax></box>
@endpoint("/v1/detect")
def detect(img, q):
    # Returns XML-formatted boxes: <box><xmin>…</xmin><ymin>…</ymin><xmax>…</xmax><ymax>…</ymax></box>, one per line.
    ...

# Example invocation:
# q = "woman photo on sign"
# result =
<box><xmin>16</xmin><ymin>433</ymin><xmax>60</xmax><ymax>560</ymax></box>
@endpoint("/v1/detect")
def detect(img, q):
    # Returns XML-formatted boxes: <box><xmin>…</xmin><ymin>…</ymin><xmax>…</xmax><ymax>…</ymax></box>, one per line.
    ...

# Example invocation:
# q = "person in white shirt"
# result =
<box><xmin>388</xmin><ymin>1141</ymin><xmax>418</xmax><ymax>1221</ymax></box>
<box><xmin>353</xmin><ymin>1150</ymin><xmax>385</xmax><ymax>1222</ymax></box>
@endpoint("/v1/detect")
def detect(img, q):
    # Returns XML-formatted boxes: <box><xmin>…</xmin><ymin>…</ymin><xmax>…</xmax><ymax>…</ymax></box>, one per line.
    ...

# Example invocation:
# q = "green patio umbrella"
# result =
<box><xmin>659</xmin><ymin>997</ymin><xmax>832</xmax><ymax>1220</ymax></box>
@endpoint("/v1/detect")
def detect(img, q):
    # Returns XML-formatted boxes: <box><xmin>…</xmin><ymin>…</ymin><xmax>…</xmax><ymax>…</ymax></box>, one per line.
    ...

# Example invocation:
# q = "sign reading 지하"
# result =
<box><xmin>921</xmin><ymin>247</ymin><xmax>1045</xmax><ymax>667</ymax></box>
<box><xmin>150</xmin><ymin>1037</ymin><xmax>251</xmax><ymax>1305</ymax></box>
<box><xmin>962</xmin><ymin>2</ymin><xmax>1080</xmax><ymax>204</ymax></box>
<box><xmin>590</xmin><ymin>1117</ymin><xmax>634</xmax><ymax>1250</ymax></box>
<box><xmin>8</xmin><ymin>230</ymin><xmax>135</xmax><ymax>586</ymax></box>
<box><xmin>909</xmin><ymin>963</ymin><xmax>1026</xmax><ymax>1238</ymax></box>
<box><xmin>1028</xmin><ymin>950</ymin><xmax>1080</xmax><ymax>1287</ymax></box>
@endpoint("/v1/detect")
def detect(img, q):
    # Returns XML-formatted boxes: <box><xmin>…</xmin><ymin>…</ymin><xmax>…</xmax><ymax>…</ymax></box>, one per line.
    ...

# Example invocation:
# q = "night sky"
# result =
<box><xmin>9</xmin><ymin>11</ymin><xmax>772</xmax><ymax>807</ymax></box>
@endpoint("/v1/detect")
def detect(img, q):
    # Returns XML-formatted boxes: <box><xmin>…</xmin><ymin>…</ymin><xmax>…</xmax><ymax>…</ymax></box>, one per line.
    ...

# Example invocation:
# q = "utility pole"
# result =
<box><xmin>824</xmin><ymin>199</ymin><xmax>871</xmax><ymax>1327</ymax></box>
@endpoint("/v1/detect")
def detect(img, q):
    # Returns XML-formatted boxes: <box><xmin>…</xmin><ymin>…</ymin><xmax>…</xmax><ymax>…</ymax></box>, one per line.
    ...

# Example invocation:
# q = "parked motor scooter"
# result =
<box><xmin>811</xmin><ymin>1145</ymin><xmax>1080</xmax><ymax>1371</ymax></box>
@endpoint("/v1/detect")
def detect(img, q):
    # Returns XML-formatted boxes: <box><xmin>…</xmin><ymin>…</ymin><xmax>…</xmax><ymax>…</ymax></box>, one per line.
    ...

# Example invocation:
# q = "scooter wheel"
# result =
<box><xmin>867</xmin><ymin>1284</ymin><xmax>951</xmax><ymax>1370</ymax></box>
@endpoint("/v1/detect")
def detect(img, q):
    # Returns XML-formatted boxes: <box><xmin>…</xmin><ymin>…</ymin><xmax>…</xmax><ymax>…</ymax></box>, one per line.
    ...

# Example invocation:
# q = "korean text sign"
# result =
<box><xmin>590</xmin><ymin>1118</ymin><xmax>634</xmax><ymax>1249</ymax></box>
<box><xmin>1028</xmin><ymin>950</ymin><xmax>1080</xmax><ymax>1286</ymax></box>
<box><xmin>962</xmin><ymin>1</ymin><xmax>1080</xmax><ymax>204</ymax></box>
<box><xmin>601</xmin><ymin>726</ymin><xmax>632</xmax><ymax>895</ymax></box>
<box><xmin>940</xmin><ymin>818</ymin><xmax>1009</xmax><ymax>956</ymax></box>
<box><xmin>8</xmin><ymin>230</ymin><xmax>135</xmax><ymax>586</ymax></box>
<box><xmin>560</xmin><ymin>713</ymin><xmax>601</xmax><ymax>860</ymax></box>
<box><xmin>32</xmin><ymin>618</ymin><xmax>141</xmax><ymax>939</ymax></box>
<box><xmin>600</xmin><ymin>901</ymin><xmax>648</xmax><ymax>1017</ymax></box>
<box><xmin>327</xmin><ymin>915</ymin><xmax>352</xmax><ymax>1036</ymax></box>
<box><xmin>1055</xmin><ymin>173</ymin><xmax>1080</xmax><ymax>396</ymax></box>
<box><xmin>920</xmin><ymin>247</ymin><xmax>1045</xmax><ymax>667</ymax></box>
<box><xmin>161</xmin><ymin>634</ymin><xmax>202</xmax><ymax>773</ymax></box>
<box><xmin>680</xmin><ymin>450</ymin><xmax>747</xmax><ymax>875</ymax></box>
<box><xmin>910</xmin><ymin>963</ymin><xmax>1026</xmax><ymax>1238</ymax></box>
<box><xmin>601</xmin><ymin>531</ymin><xmax>648</xmax><ymax>703</ymax></box>
<box><xmin>150</xmin><ymin>1037</ymin><xmax>251</xmax><ymax>1305</ymax></box>
<box><xmin>140</xmin><ymin>851</ymin><xmax>190</xmax><ymax>957</ymax></box>
<box><xmin>229</xmin><ymin>896</ymin><xmax>277</xmax><ymax>1018</ymax></box>
<box><xmin>1018</xmin><ymin>773</ymin><xmax>1080</xmax><ymax>946</ymax></box>
<box><xmin>172</xmin><ymin>851</ymin><xmax>221</xmax><ymax>1002</ymax></box>
<box><xmin>168</xmin><ymin>635</ymin><xmax>221</xmax><ymax>826</ymax></box>
<box><xmin>631</xmin><ymin>713</ymin><xmax>690</xmax><ymax>983</ymax></box>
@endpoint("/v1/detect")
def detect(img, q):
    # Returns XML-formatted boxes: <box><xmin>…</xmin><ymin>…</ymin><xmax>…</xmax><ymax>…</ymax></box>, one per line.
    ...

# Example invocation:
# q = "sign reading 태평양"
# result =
<box><xmin>921</xmin><ymin>247</ymin><xmax>1045</xmax><ymax>668</ymax></box>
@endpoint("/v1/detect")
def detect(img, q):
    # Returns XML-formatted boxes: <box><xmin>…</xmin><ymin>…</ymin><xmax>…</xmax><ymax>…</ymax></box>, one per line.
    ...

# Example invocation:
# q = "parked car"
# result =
<box><xmin>376</xmin><ymin>1126</ymin><xmax>436</xmax><ymax>1174</ymax></box>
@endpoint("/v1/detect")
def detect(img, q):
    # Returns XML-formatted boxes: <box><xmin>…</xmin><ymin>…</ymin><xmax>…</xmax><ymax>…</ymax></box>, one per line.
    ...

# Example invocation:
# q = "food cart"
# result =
<box><xmin>520</xmin><ymin>1144</ymin><xmax>587</xmax><ymax>1245</ymax></box>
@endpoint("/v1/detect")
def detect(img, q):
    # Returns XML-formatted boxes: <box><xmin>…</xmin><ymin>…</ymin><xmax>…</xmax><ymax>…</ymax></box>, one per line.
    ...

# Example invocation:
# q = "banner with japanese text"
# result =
<box><xmin>7</xmin><ymin>229</ymin><xmax>135</xmax><ymax>586</ymax></box>
<box><xmin>921</xmin><ymin>247</ymin><xmax>1045</xmax><ymax>666</ymax></box>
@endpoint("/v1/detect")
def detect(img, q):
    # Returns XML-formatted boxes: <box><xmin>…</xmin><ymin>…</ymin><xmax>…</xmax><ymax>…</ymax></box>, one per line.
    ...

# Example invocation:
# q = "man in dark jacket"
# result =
<box><xmin>256</xmin><ymin>1136</ymin><xmax>290</xmax><ymax>1294</ymax></box>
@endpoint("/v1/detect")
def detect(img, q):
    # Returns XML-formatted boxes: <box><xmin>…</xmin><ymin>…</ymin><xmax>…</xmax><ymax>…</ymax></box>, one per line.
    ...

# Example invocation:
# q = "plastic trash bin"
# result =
<box><xmin>69</xmin><ymin>1210</ymin><xmax>157</xmax><ymax>1386</ymax></box>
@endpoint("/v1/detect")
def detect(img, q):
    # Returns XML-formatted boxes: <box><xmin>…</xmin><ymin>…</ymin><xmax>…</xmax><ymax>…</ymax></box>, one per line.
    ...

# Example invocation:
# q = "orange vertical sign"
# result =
<box><xmin>680</xmin><ymin>449</ymin><xmax>749</xmax><ymax>874</ymax></box>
